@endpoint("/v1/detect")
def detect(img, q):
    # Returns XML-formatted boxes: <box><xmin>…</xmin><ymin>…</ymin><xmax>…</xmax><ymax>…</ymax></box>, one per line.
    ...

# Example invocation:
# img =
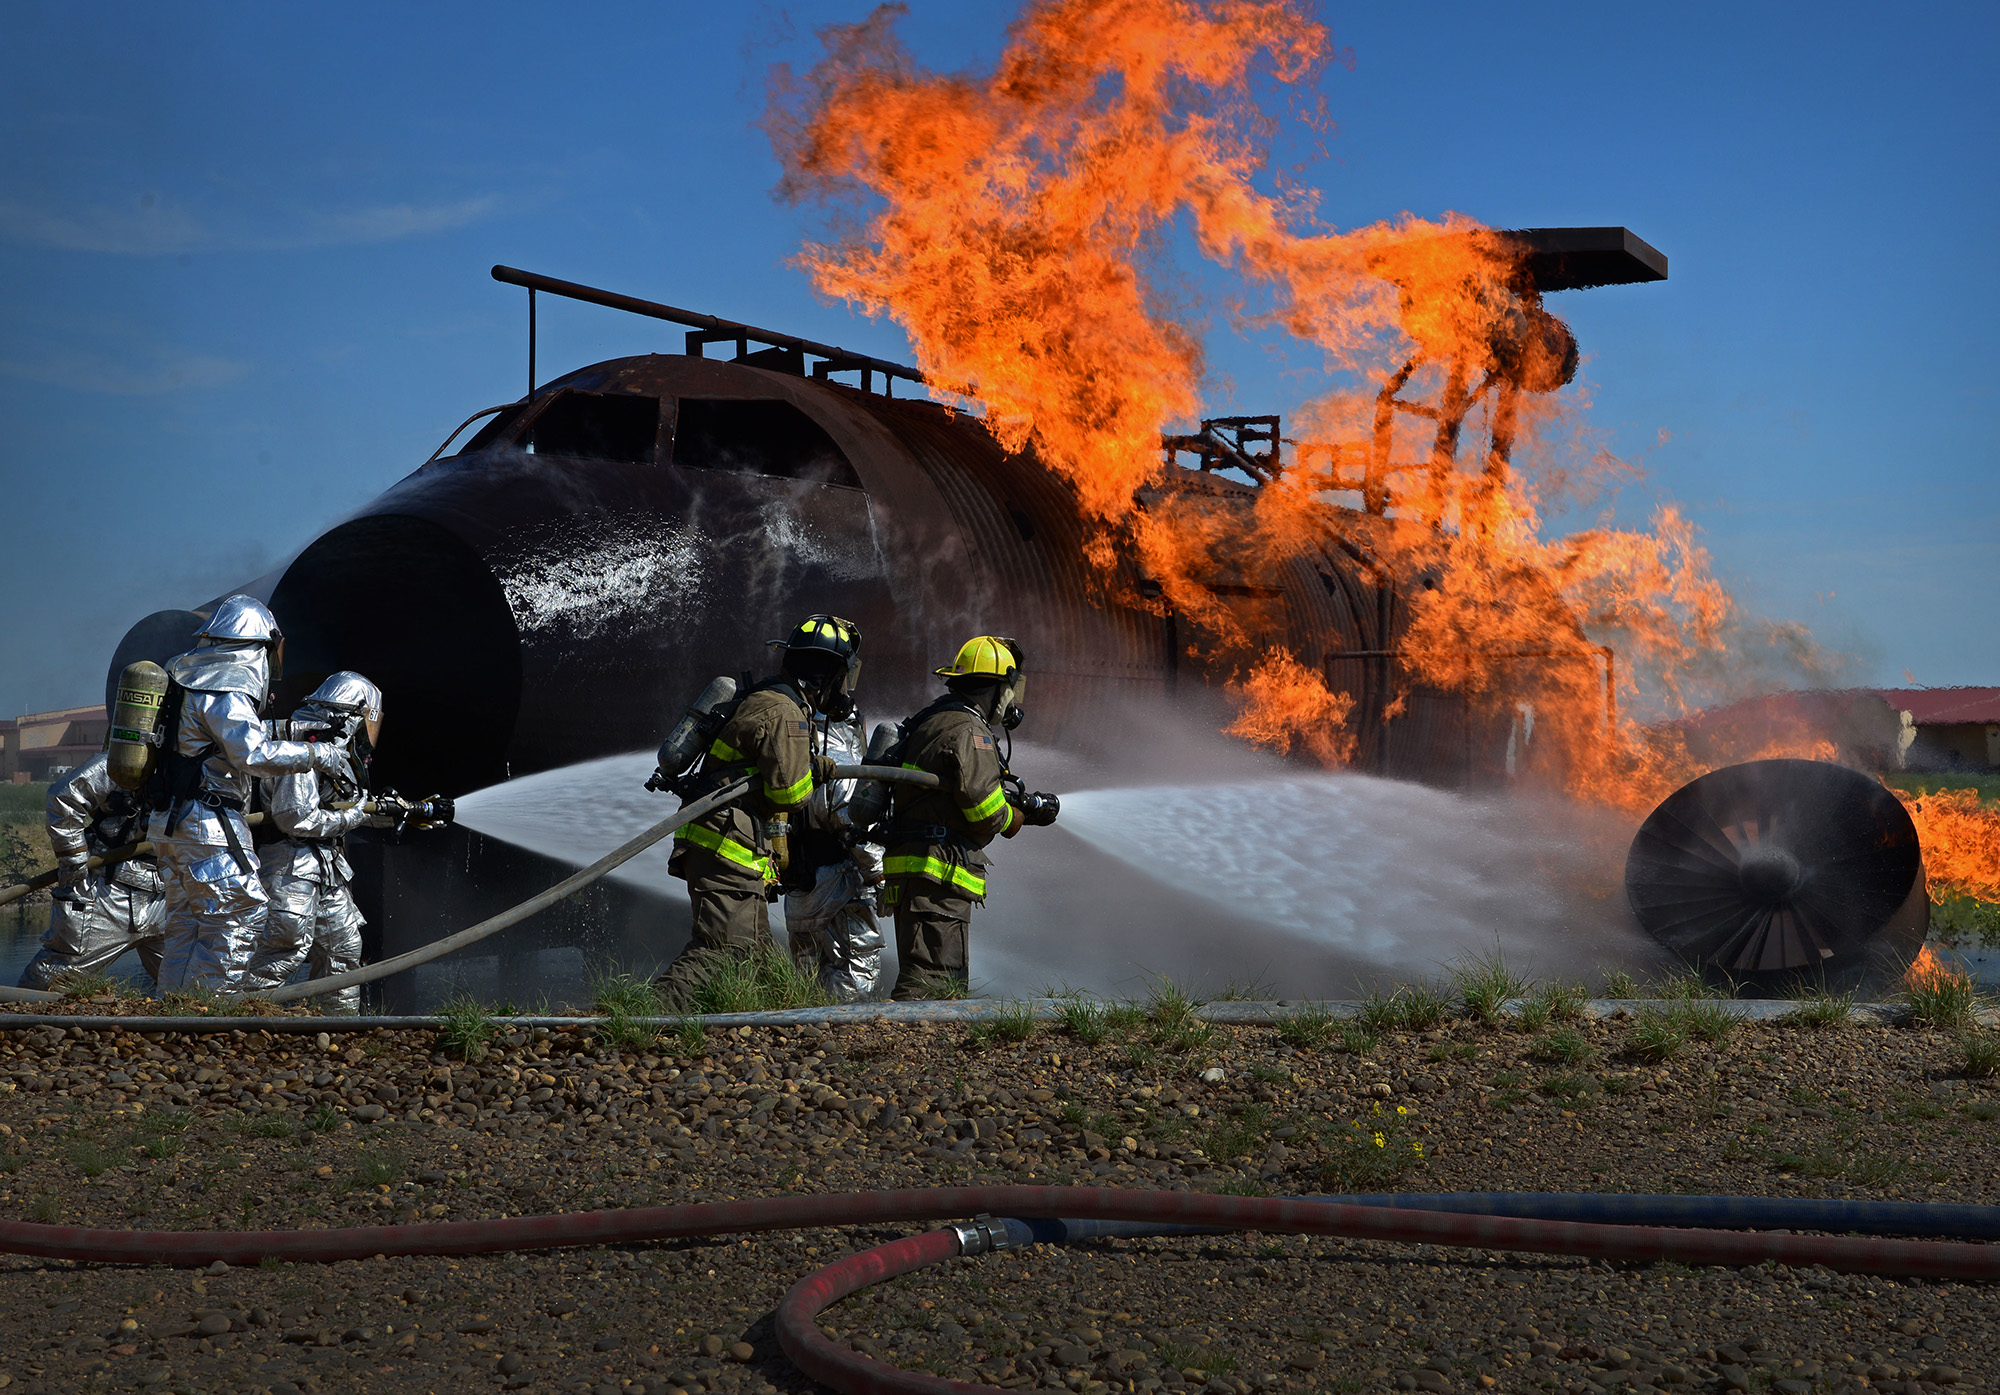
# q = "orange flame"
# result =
<box><xmin>1899</xmin><ymin>787</ymin><xmax>2000</xmax><ymax>904</ymax></box>
<box><xmin>767</xmin><ymin>0</ymin><xmax>1838</xmax><ymax>804</ymax></box>
<box><xmin>1904</xmin><ymin>944</ymin><xmax>1965</xmax><ymax>992</ymax></box>
<box><xmin>1224</xmin><ymin>648</ymin><xmax>1355</xmax><ymax>766</ymax></box>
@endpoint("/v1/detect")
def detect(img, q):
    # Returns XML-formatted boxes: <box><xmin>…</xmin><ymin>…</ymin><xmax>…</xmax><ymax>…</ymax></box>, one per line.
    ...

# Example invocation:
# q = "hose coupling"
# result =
<box><xmin>951</xmin><ymin>1213</ymin><xmax>1011</xmax><ymax>1257</ymax></box>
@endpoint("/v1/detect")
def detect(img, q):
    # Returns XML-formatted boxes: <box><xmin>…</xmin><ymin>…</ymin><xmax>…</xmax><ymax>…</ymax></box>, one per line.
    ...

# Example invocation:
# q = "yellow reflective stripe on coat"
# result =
<box><xmin>765</xmin><ymin>770</ymin><xmax>813</xmax><ymax>806</ymax></box>
<box><xmin>882</xmin><ymin>854</ymin><xmax>987</xmax><ymax>898</ymax></box>
<box><xmin>674</xmin><ymin>824</ymin><xmax>775</xmax><ymax>881</ymax></box>
<box><xmin>961</xmin><ymin>785</ymin><xmax>1007</xmax><ymax>821</ymax></box>
<box><xmin>710</xmin><ymin>736</ymin><xmax>746</xmax><ymax>761</ymax></box>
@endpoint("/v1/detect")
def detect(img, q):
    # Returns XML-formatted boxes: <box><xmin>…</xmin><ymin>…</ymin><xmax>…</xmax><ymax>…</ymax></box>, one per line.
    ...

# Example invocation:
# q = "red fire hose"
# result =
<box><xmin>5</xmin><ymin>1184</ymin><xmax>1997</xmax><ymax>1274</ymax></box>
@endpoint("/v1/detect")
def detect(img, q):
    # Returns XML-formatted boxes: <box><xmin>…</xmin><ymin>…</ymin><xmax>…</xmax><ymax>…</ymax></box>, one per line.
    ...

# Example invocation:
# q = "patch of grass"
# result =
<box><xmin>50</xmin><ymin>969</ymin><xmax>118</xmax><ymax>1001</ymax></box>
<box><xmin>157</xmin><ymin>987</ymin><xmax>252</xmax><ymax>1018</ymax></box>
<box><xmin>1600</xmin><ymin>968</ymin><xmax>1640</xmax><ymax>1000</ymax></box>
<box><xmin>1671</xmin><ymin>997</ymin><xmax>1739</xmax><ymax>1044</ymax></box>
<box><xmin>1653</xmin><ymin>970</ymin><xmax>1731</xmax><ymax>1001</ymax></box>
<box><xmin>1212</xmin><ymin>977</ymin><xmax>1275</xmax><ymax>1002</ymax></box>
<box><xmin>1540</xmin><ymin>1071</ymin><xmax>1596</xmax><ymax>1102</ymax></box>
<box><xmin>305</xmin><ymin>1104</ymin><xmax>341</xmax><ymax>1134</ymax></box>
<box><xmin>435</xmin><ymin>993</ymin><xmax>496</xmax><ymax>1061</ymax></box>
<box><xmin>1145</xmin><ymin>979</ymin><xmax>1203</xmax><ymax>1032</ymax></box>
<box><xmin>1884</xmin><ymin>772</ymin><xmax>2000</xmax><ymax>806</ymax></box>
<box><xmin>1425</xmin><ymin>1040</ymin><xmax>1477</xmax><ymax>1063</ymax></box>
<box><xmin>1354</xmin><ymin>980</ymin><xmax>1451</xmax><ymax>1034</ymax></box>
<box><xmin>1121</xmin><ymin>1042</ymin><xmax>1158</xmax><ymax>1070</ymax></box>
<box><xmin>1963</xmin><ymin>1031</ymin><xmax>2000</xmax><ymax>1079</ymax></box>
<box><xmin>29</xmin><ymin>1196</ymin><xmax>58</xmax><ymax>1224</ymax></box>
<box><xmin>990</xmin><ymin>1001</ymin><xmax>1037</xmax><ymax>1043</ymax></box>
<box><xmin>591</xmin><ymin>971</ymin><xmax>666</xmax><ymax>1052</ymax></box>
<box><xmin>1526</xmin><ymin>979</ymin><xmax>1588</xmax><ymax>1025</ymax></box>
<box><xmin>1250</xmin><ymin>1064</ymin><xmax>1291</xmax><ymax>1083</ymax></box>
<box><xmin>1216</xmin><ymin>1177</ymin><xmax>1267</xmax><ymax>1198</ymax></box>
<box><xmin>1625</xmin><ymin>1008</ymin><xmax>1684</xmax><ymax>1062</ymax></box>
<box><xmin>1102</xmin><ymin>1002</ymin><xmax>1144</xmax><ymax>1033</ymax></box>
<box><xmin>1782</xmin><ymin>988</ymin><xmax>1856</xmax><ymax>1030</ymax></box>
<box><xmin>895</xmin><ymin>969</ymin><xmax>968</xmax><ymax>1002</ymax></box>
<box><xmin>1057</xmin><ymin>997</ymin><xmax>1111</xmax><ymax>1046</ymax></box>
<box><xmin>351</xmin><ymin>1148</ymin><xmax>406</xmax><ymax>1188</ymax></box>
<box><xmin>64</xmin><ymin>1139</ymin><xmax>125</xmax><ymax>1178</ymax></box>
<box><xmin>1450</xmin><ymin>947</ymin><xmax>1527</xmax><ymax>1026</ymax></box>
<box><xmin>685</xmin><ymin>945</ymin><xmax>834</xmax><ymax>1013</ymax></box>
<box><xmin>1317</xmin><ymin>1105</ymin><xmax>1426</xmax><ymax>1191</ymax></box>
<box><xmin>669</xmin><ymin>1018</ymin><xmax>707</xmax><ymax>1057</ymax></box>
<box><xmin>1904</xmin><ymin>970</ymin><xmax>1981</xmax><ymax>1032</ymax></box>
<box><xmin>1529</xmin><ymin>1028</ymin><xmax>1593</xmax><ymax>1066</ymax></box>
<box><xmin>232</xmin><ymin>1115</ymin><xmax>295</xmax><ymax>1140</ymax></box>
<box><xmin>1275</xmin><ymin>1003</ymin><xmax>1340</xmax><ymax>1051</ymax></box>
<box><xmin>1202</xmin><ymin>1105</ymin><xmax>1271</xmax><ymax>1163</ymax></box>
<box><xmin>1337</xmin><ymin>1024</ymin><xmax>1379</xmax><ymax>1057</ymax></box>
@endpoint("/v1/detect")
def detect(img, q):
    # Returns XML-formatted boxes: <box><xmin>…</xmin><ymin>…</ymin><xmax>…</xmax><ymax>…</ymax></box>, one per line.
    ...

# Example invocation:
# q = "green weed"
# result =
<box><xmin>1963</xmin><ymin>1031</ymin><xmax>2000</xmax><ymax>1079</ymax></box>
<box><xmin>990</xmin><ymin>1001</ymin><xmax>1037</xmax><ymax>1043</ymax></box>
<box><xmin>1540</xmin><ymin>1072</ymin><xmax>1596</xmax><ymax>1102</ymax></box>
<box><xmin>1275</xmin><ymin>1003</ymin><xmax>1340</xmax><ymax>1051</ymax></box>
<box><xmin>1600</xmin><ymin>968</ymin><xmax>1640</xmax><ymax>1000</ymax></box>
<box><xmin>1526</xmin><ymin>979</ymin><xmax>1589</xmax><ymax>1025</ymax></box>
<box><xmin>1354</xmin><ymin>980</ymin><xmax>1450</xmax><ymax>1034</ymax></box>
<box><xmin>1529</xmin><ymin>1028</ymin><xmax>1593</xmax><ymax>1066</ymax></box>
<box><xmin>669</xmin><ymin>1018</ymin><xmax>707</xmax><ymax>1057</ymax></box>
<box><xmin>685</xmin><ymin>945</ymin><xmax>834</xmax><ymax>1013</ymax></box>
<box><xmin>1626</xmin><ymin>1009</ymin><xmax>1684</xmax><ymax>1062</ymax></box>
<box><xmin>1904</xmin><ymin>968</ymin><xmax>1981</xmax><ymax>1032</ymax></box>
<box><xmin>64</xmin><ymin>1140</ymin><xmax>125</xmax><ymax>1178</ymax></box>
<box><xmin>1318</xmin><ymin>1104</ymin><xmax>1426</xmax><ymax>1191</ymax></box>
<box><xmin>592</xmin><ymin>971</ymin><xmax>666</xmax><ymax>1052</ymax></box>
<box><xmin>1338</xmin><ymin>1024</ymin><xmax>1379</xmax><ymax>1056</ymax></box>
<box><xmin>306</xmin><ymin>1104</ymin><xmax>341</xmax><ymax>1134</ymax></box>
<box><xmin>351</xmin><ymin>1148</ymin><xmax>406</xmax><ymax>1188</ymax></box>
<box><xmin>435</xmin><ymin>993</ymin><xmax>495</xmax><ymax>1061</ymax></box>
<box><xmin>1057</xmin><ymin>997</ymin><xmax>1111</xmax><ymax>1046</ymax></box>
<box><xmin>1450</xmin><ymin>947</ymin><xmax>1526</xmax><ymax>1026</ymax></box>
<box><xmin>1782</xmin><ymin>989</ymin><xmax>1856</xmax><ymax>1030</ymax></box>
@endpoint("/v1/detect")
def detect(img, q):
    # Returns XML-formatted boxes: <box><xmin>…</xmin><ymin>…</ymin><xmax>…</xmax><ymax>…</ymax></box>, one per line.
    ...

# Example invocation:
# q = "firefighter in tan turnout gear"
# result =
<box><xmin>653</xmin><ymin>616</ymin><xmax>858</xmax><ymax>1001</ymax></box>
<box><xmin>882</xmin><ymin>635</ymin><xmax>1058</xmax><ymax>999</ymax></box>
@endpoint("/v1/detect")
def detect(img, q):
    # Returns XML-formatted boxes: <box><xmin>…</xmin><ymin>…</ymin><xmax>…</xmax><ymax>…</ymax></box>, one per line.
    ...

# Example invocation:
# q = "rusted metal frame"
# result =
<box><xmin>425</xmin><ymin>404</ymin><xmax>518</xmax><ymax>464</ymax></box>
<box><xmin>1368</xmin><ymin>357</ymin><xmax>1422</xmax><ymax>516</ymax></box>
<box><xmin>1328</xmin><ymin>645</ymin><xmax>1619</xmax><ymax>732</ymax></box>
<box><xmin>490</xmin><ymin>265</ymin><xmax>924</xmax><ymax>396</ymax></box>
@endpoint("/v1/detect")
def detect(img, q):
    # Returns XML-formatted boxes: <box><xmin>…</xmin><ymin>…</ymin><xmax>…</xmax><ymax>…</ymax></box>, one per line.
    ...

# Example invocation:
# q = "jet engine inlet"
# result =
<box><xmin>1624</xmin><ymin>758</ymin><xmax>1928</xmax><ymax>995</ymax></box>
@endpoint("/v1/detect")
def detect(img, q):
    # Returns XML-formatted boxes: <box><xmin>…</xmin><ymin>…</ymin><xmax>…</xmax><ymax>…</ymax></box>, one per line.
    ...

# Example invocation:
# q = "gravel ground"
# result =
<box><xmin>0</xmin><ymin>1003</ymin><xmax>1993</xmax><ymax>1395</ymax></box>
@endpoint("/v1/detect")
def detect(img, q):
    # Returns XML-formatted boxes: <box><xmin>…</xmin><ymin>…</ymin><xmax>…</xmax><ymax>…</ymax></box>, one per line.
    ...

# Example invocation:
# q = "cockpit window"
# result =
<box><xmin>671</xmin><ymin>398</ymin><xmax>862</xmax><ymax>489</ymax></box>
<box><xmin>524</xmin><ymin>391</ymin><xmax>661</xmax><ymax>463</ymax></box>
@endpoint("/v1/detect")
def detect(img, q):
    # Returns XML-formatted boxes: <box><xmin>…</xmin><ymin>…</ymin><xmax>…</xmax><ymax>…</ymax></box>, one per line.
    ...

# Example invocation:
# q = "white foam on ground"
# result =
<box><xmin>454</xmin><ymin>751</ymin><xmax>1654</xmax><ymax>998</ymax></box>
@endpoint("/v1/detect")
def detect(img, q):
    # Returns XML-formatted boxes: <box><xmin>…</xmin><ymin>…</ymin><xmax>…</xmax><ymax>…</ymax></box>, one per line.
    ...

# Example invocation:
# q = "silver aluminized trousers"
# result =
<box><xmin>785</xmin><ymin>860</ymin><xmax>884</xmax><ymax>1000</ymax></box>
<box><xmin>18</xmin><ymin>876</ymin><xmax>166</xmax><ymax>990</ymax></box>
<box><xmin>149</xmin><ymin>805</ymin><xmax>266</xmax><ymax>995</ymax></box>
<box><xmin>234</xmin><ymin>870</ymin><xmax>365</xmax><ymax>1013</ymax></box>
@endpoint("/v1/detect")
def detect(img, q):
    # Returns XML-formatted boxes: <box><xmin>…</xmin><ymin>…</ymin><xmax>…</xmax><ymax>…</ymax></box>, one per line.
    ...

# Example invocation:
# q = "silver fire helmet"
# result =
<box><xmin>305</xmin><ymin>672</ymin><xmax>383</xmax><ymax>724</ymax></box>
<box><xmin>197</xmin><ymin>596</ymin><xmax>283</xmax><ymax>647</ymax></box>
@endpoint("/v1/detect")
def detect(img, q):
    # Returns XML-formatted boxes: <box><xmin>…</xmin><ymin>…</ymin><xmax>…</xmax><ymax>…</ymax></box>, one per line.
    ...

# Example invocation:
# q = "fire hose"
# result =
<box><xmin>0</xmin><ymin>766</ymin><xmax>937</xmax><ymax>1004</ymax></box>
<box><xmin>0</xmin><ymin>796</ymin><xmax>449</xmax><ymax>910</ymax></box>
<box><xmin>0</xmin><ymin>1188</ymin><xmax>1994</xmax><ymax>1395</ymax></box>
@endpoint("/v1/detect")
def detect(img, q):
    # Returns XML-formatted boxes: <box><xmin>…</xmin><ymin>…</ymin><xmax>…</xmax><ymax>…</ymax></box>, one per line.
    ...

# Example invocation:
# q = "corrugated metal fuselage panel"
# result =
<box><xmin>258</xmin><ymin>352</ymin><xmax>1513</xmax><ymax>795</ymax></box>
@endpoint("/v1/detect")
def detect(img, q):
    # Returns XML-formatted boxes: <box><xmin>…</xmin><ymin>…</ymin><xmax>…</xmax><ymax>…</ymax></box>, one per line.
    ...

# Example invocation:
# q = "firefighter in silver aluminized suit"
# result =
<box><xmin>235</xmin><ymin>672</ymin><xmax>392</xmax><ymax>1013</ymax></box>
<box><xmin>19</xmin><ymin>752</ymin><xmax>166</xmax><ymax>990</ymax></box>
<box><xmin>149</xmin><ymin>595</ymin><xmax>350</xmax><ymax>994</ymax></box>
<box><xmin>783</xmin><ymin>714</ymin><xmax>886</xmax><ymax>1000</ymax></box>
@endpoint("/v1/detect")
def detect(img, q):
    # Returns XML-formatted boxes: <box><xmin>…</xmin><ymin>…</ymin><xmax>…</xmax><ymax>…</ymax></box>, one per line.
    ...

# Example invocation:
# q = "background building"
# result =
<box><xmin>0</xmin><ymin>705</ymin><xmax>106</xmax><ymax>784</ymax></box>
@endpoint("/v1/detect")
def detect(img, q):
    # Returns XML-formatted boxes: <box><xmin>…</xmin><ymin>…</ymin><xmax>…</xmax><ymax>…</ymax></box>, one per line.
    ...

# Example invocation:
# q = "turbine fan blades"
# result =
<box><xmin>1624</xmin><ymin>759</ymin><xmax>1928</xmax><ymax>994</ymax></box>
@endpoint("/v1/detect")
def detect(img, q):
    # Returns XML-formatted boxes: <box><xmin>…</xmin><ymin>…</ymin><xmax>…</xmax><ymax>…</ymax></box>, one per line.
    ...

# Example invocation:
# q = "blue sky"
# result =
<box><xmin>1</xmin><ymin>0</ymin><xmax>1993</xmax><ymax>719</ymax></box>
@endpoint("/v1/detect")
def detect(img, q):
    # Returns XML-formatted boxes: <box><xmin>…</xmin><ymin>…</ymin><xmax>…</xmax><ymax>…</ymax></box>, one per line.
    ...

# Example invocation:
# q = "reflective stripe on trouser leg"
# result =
<box><xmin>152</xmin><ymin>825</ymin><xmax>267</xmax><ymax>994</ymax></box>
<box><xmin>657</xmin><ymin>851</ymin><xmax>772</xmax><ymax>1004</ymax></box>
<box><xmin>17</xmin><ymin>880</ymin><xmax>166</xmax><ymax>990</ymax></box>
<box><xmin>891</xmin><ymin>889</ymin><xmax>971</xmax><ymax>999</ymax></box>
<box><xmin>783</xmin><ymin>861</ymin><xmax>883</xmax><ymax>1001</ymax></box>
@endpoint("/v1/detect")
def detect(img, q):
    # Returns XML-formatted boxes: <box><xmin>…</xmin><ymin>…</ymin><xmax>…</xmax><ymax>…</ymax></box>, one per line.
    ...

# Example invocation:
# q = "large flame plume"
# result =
<box><xmin>764</xmin><ymin>0</ymin><xmax>1959</xmax><ymax>877</ymax></box>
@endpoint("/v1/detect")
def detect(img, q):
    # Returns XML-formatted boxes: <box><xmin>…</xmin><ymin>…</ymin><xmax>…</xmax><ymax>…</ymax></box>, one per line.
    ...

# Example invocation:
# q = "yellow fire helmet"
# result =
<box><xmin>934</xmin><ymin>635</ymin><xmax>1024</xmax><ymax>682</ymax></box>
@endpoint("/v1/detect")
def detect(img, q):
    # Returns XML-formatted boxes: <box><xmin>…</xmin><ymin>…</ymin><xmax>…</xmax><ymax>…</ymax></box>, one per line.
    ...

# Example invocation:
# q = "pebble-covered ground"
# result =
<box><xmin>0</xmin><ymin>1001</ymin><xmax>1993</xmax><ymax>1395</ymax></box>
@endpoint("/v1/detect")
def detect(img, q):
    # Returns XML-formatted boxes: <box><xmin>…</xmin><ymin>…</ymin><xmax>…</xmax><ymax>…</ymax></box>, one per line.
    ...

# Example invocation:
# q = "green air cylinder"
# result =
<box><xmin>107</xmin><ymin>660</ymin><xmax>169</xmax><ymax>791</ymax></box>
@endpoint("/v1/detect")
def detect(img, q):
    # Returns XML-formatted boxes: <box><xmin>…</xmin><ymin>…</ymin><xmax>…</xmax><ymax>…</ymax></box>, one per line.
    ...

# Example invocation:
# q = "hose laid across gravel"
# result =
<box><xmin>4</xmin><ymin>1184</ymin><xmax>1997</xmax><ymax>1275</ymax></box>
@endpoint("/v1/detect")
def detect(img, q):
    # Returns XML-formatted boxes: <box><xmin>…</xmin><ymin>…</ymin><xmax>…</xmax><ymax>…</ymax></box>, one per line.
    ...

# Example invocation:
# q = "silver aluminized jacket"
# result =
<box><xmin>784</xmin><ymin>715</ymin><xmax>885</xmax><ymax>1000</ymax></box>
<box><xmin>149</xmin><ymin>642</ymin><xmax>326</xmax><ymax>994</ymax></box>
<box><xmin>19</xmin><ymin>753</ymin><xmax>164</xmax><ymax>990</ymax></box>
<box><xmin>234</xmin><ymin>761</ymin><xmax>372</xmax><ymax>1012</ymax></box>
